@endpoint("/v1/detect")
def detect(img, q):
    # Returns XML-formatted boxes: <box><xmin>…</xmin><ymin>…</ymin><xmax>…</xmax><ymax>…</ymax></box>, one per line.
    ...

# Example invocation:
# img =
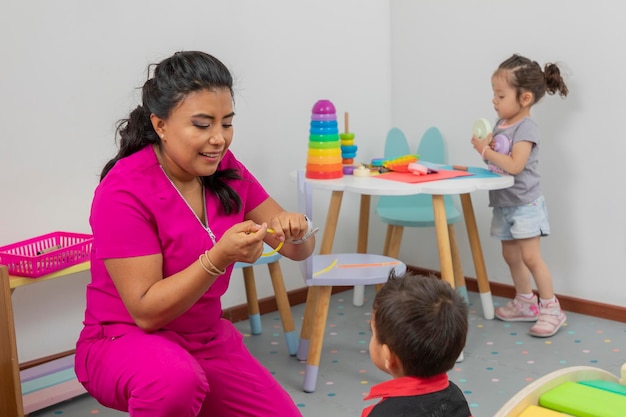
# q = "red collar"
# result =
<box><xmin>361</xmin><ymin>374</ymin><xmax>449</xmax><ymax>417</ymax></box>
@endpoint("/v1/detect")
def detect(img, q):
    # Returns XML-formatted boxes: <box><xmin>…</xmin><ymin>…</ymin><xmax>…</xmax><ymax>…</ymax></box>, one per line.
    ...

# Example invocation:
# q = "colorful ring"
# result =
<box><xmin>308</xmin><ymin>140</ymin><xmax>340</xmax><ymax>149</ymax></box>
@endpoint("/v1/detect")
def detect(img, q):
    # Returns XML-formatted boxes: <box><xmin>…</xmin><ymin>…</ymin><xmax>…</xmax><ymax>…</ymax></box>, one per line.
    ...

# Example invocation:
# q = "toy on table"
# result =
<box><xmin>382</xmin><ymin>154</ymin><xmax>419</xmax><ymax>173</ymax></box>
<box><xmin>306</xmin><ymin>99</ymin><xmax>343</xmax><ymax>179</ymax></box>
<box><xmin>339</xmin><ymin>112</ymin><xmax>358</xmax><ymax>175</ymax></box>
<box><xmin>473</xmin><ymin>118</ymin><xmax>511</xmax><ymax>154</ymax></box>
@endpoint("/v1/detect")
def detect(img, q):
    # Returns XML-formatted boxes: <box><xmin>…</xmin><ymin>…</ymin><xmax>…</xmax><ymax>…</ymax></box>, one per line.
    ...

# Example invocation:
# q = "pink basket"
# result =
<box><xmin>0</xmin><ymin>231</ymin><xmax>93</xmax><ymax>278</ymax></box>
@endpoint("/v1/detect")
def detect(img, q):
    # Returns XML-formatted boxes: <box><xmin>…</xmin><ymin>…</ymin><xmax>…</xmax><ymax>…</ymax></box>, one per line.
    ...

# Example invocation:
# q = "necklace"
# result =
<box><xmin>160</xmin><ymin>165</ymin><xmax>217</xmax><ymax>245</ymax></box>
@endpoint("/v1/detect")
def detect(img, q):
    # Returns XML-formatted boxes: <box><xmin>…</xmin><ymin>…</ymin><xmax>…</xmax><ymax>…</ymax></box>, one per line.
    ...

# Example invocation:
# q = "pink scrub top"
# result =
<box><xmin>82</xmin><ymin>145</ymin><xmax>269</xmax><ymax>334</ymax></box>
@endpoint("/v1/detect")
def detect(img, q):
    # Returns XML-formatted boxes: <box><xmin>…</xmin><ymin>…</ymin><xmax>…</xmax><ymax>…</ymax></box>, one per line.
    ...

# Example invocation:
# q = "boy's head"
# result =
<box><xmin>369</xmin><ymin>272</ymin><xmax>468</xmax><ymax>378</ymax></box>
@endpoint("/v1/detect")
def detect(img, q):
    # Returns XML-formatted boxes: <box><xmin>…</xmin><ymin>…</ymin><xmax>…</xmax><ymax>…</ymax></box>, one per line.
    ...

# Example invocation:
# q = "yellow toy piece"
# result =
<box><xmin>382</xmin><ymin>154</ymin><xmax>419</xmax><ymax>172</ymax></box>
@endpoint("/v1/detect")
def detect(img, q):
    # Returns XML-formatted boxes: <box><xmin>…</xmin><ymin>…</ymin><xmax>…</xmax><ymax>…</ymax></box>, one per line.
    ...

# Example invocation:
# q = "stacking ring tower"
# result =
<box><xmin>306</xmin><ymin>99</ymin><xmax>343</xmax><ymax>179</ymax></box>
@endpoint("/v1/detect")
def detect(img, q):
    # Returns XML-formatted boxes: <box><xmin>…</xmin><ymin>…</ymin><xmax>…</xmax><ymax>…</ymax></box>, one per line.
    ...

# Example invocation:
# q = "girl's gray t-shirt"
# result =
<box><xmin>488</xmin><ymin>117</ymin><xmax>542</xmax><ymax>207</ymax></box>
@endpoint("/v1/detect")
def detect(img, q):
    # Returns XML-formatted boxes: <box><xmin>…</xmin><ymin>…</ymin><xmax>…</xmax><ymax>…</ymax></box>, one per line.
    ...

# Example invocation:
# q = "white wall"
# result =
<box><xmin>0</xmin><ymin>0</ymin><xmax>392</xmax><ymax>361</ymax></box>
<box><xmin>3</xmin><ymin>0</ymin><xmax>624</xmax><ymax>363</ymax></box>
<box><xmin>389</xmin><ymin>0</ymin><xmax>626</xmax><ymax>307</ymax></box>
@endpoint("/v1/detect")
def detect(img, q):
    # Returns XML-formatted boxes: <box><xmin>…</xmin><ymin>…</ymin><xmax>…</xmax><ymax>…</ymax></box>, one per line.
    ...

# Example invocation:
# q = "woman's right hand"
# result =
<box><xmin>209</xmin><ymin>220</ymin><xmax>270</xmax><ymax>269</ymax></box>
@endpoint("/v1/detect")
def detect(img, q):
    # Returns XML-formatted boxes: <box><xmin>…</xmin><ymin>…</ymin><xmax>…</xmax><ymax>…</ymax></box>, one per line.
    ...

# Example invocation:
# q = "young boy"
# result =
<box><xmin>362</xmin><ymin>272</ymin><xmax>472</xmax><ymax>417</ymax></box>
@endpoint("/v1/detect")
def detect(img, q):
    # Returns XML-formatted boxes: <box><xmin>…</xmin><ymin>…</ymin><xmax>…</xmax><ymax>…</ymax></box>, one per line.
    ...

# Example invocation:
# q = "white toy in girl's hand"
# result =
<box><xmin>472</xmin><ymin>118</ymin><xmax>492</xmax><ymax>139</ymax></box>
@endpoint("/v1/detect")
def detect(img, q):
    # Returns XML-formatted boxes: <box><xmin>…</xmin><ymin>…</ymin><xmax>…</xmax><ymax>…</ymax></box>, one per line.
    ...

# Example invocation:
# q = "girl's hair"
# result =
<box><xmin>101</xmin><ymin>51</ymin><xmax>242</xmax><ymax>214</ymax></box>
<box><xmin>495</xmin><ymin>54</ymin><xmax>569</xmax><ymax>104</ymax></box>
<box><xmin>372</xmin><ymin>272</ymin><xmax>468</xmax><ymax>377</ymax></box>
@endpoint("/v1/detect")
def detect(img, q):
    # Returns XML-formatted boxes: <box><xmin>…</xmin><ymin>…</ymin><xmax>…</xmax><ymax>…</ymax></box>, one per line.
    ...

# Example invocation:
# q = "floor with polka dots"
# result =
<box><xmin>30</xmin><ymin>287</ymin><xmax>626</xmax><ymax>416</ymax></box>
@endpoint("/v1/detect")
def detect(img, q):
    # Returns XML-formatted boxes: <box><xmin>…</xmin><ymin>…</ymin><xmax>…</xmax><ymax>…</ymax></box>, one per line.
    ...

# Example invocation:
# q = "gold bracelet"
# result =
<box><xmin>204</xmin><ymin>250</ymin><xmax>226</xmax><ymax>275</ymax></box>
<box><xmin>198</xmin><ymin>254</ymin><xmax>218</xmax><ymax>276</ymax></box>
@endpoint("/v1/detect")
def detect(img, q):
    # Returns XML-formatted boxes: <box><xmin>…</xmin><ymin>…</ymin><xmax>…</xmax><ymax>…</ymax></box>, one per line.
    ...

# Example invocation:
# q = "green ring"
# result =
<box><xmin>309</xmin><ymin>133</ymin><xmax>340</xmax><ymax>142</ymax></box>
<box><xmin>309</xmin><ymin>140</ymin><xmax>340</xmax><ymax>149</ymax></box>
<box><xmin>339</xmin><ymin>132</ymin><xmax>355</xmax><ymax>140</ymax></box>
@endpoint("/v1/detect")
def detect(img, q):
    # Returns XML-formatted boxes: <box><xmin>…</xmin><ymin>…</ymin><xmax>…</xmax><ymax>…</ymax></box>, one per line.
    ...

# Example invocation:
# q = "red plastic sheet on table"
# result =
<box><xmin>375</xmin><ymin>169</ymin><xmax>472</xmax><ymax>183</ymax></box>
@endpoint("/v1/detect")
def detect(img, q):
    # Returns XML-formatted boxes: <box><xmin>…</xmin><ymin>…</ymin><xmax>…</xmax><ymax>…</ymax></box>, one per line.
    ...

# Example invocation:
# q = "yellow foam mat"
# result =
<box><xmin>518</xmin><ymin>405</ymin><xmax>567</xmax><ymax>416</ymax></box>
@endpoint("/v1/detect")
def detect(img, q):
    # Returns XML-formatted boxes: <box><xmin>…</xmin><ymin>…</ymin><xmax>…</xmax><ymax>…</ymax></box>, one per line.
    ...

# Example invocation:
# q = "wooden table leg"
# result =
<box><xmin>460</xmin><ymin>193</ymin><xmax>494</xmax><ymax>319</ymax></box>
<box><xmin>449</xmin><ymin>224</ymin><xmax>470</xmax><ymax>304</ymax></box>
<box><xmin>353</xmin><ymin>195</ymin><xmax>371</xmax><ymax>306</ymax></box>
<box><xmin>432</xmin><ymin>195</ymin><xmax>455</xmax><ymax>287</ymax></box>
<box><xmin>0</xmin><ymin>265</ymin><xmax>24</xmax><ymax>417</ymax></box>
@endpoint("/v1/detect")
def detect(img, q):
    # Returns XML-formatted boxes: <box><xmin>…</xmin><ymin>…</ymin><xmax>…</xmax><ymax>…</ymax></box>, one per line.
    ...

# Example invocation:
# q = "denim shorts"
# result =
<box><xmin>491</xmin><ymin>196</ymin><xmax>550</xmax><ymax>240</ymax></box>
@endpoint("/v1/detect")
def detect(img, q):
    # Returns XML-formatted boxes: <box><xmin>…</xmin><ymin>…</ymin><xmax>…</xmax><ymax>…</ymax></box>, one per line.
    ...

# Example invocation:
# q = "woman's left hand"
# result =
<box><xmin>267</xmin><ymin>211</ymin><xmax>310</xmax><ymax>243</ymax></box>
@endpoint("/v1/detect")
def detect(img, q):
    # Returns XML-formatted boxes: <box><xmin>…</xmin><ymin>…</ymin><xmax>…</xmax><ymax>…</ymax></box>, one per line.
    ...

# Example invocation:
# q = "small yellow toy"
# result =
<box><xmin>382</xmin><ymin>154</ymin><xmax>419</xmax><ymax>172</ymax></box>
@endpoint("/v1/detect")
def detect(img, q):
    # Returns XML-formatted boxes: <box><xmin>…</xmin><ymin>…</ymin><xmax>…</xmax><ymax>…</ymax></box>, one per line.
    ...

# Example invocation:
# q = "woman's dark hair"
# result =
<box><xmin>373</xmin><ymin>271</ymin><xmax>468</xmax><ymax>377</ymax></box>
<box><xmin>101</xmin><ymin>51</ymin><xmax>242</xmax><ymax>214</ymax></box>
<box><xmin>495</xmin><ymin>54</ymin><xmax>569</xmax><ymax>104</ymax></box>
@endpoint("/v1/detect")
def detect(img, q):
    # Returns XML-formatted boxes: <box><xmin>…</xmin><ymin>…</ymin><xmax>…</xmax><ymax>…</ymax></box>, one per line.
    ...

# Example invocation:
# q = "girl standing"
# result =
<box><xmin>471</xmin><ymin>54</ymin><xmax>569</xmax><ymax>337</ymax></box>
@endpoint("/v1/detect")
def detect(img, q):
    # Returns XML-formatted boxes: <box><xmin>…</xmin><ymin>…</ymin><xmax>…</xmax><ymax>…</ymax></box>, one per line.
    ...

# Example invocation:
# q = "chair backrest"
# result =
<box><xmin>417</xmin><ymin>126</ymin><xmax>446</xmax><ymax>164</ymax></box>
<box><xmin>376</xmin><ymin>126</ymin><xmax>455</xmax><ymax>216</ymax></box>
<box><xmin>384</xmin><ymin>127</ymin><xmax>412</xmax><ymax>159</ymax></box>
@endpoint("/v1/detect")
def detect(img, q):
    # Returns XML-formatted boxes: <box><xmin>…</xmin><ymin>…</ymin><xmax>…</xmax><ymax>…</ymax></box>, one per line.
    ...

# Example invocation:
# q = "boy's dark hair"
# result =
<box><xmin>372</xmin><ymin>271</ymin><xmax>468</xmax><ymax>377</ymax></box>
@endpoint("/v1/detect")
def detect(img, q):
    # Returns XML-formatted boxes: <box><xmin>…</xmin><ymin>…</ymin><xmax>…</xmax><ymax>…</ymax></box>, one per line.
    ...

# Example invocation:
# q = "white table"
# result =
<box><xmin>303</xmin><ymin>169</ymin><xmax>513</xmax><ymax>319</ymax></box>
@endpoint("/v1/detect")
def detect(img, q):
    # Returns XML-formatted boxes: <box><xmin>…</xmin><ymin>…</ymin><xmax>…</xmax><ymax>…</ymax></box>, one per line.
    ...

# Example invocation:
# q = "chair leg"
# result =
<box><xmin>386</xmin><ymin>225</ymin><xmax>404</xmax><ymax>258</ymax></box>
<box><xmin>267</xmin><ymin>262</ymin><xmax>298</xmax><ymax>356</ymax></box>
<box><xmin>242</xmin><ymin>267</ymin><xmax>262</xmax><ymax>335</ymax></box>
<box><xmin>460</xmin><ymin>193</ymin><xmax>494</xmax><ymax>319</ymax></box>
<box><xmin>383</xmin><ymin>225</ymin><xmax>393</xmax><ymax>256</ymax></box>
<box><xmin>448</xmin><ymin>224</ymin><xmax>469</xmax><ymax>305</ymax></box>
<box><xmin>297</xmin><ymin>286</ymin><xmax>318</xmax><ymax>361</ymax></box>
<box><xmin>303</xmin><ymin>285</ymin><xmax>333</xmax><ymax>393</ymax></box>
<box><xmin>377</xmin><ymin>225</ymin><xmax>403</xmax><ymax>293</ymax></box>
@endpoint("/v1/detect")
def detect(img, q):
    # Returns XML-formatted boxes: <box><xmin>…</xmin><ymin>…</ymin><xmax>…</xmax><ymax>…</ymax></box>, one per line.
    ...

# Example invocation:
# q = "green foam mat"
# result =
<box><xmin>579</xmin><ymin>380</ymin><xmax>626</xmax><ymax>396</ymax></box>
<box><xmin>539</xmin><ymin>381</ymin><xmax>626</xmax><ymax>417</ymax></box>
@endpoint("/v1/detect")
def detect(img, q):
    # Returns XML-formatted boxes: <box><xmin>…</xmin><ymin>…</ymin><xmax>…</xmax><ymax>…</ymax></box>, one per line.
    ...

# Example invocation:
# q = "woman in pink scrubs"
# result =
<box><xmin>75</xmin><ymin>51</ymin><xmax>315</xmax><ymax>417</ymax></box>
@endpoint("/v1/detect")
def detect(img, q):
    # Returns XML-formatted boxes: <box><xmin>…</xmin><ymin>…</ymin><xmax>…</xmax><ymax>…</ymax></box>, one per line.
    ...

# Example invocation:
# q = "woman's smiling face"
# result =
<box><xmin>152</xmin><ymin>88</ymin><xmax>234</xmax><ymax>182</ymax></box>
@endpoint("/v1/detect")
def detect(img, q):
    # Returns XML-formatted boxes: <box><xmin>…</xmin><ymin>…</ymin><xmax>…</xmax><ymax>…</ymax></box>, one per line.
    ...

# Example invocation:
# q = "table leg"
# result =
<box><xmin>449</xmin><ymin>224</ymin><xmax>470</xmax><ymax>304</ymax></box>
<box><xmin>432</xmin><ymin>195</ymin><xmax>455</xmax><ymax>287</ymax></box>
<box><xmin>460</xmin><ymin>193</ymin><xmax>494</xmax><ymax>319</ymax></box>
<box><xmin>353</xmin><ymin>195</ymin><xmax>371</xmax><ymax>306</ymax></box>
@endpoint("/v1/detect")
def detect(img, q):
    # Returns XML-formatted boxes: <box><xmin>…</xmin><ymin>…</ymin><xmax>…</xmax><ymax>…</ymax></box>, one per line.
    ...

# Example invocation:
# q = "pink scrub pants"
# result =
<box><xmin>75</xmin><ymin>319</ymin><xmax>301</xmax><ymax>417</ymax></box>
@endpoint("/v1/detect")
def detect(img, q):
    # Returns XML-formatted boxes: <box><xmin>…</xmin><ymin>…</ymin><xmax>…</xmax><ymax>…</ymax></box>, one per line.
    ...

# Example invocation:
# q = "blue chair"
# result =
<box><xmin>375</xmin><ymin>127</ymin><xmax>469</xmax><ymax>302</ymax></box>
<box><xmin>295</xmin><ymin>169</ymin><xmax>406</xmax><ymax>392</ymax></box>
<box><xmin>234</xmin><ymin>245</ymin><xmax>298</xmax><ymax>356</ymax></box>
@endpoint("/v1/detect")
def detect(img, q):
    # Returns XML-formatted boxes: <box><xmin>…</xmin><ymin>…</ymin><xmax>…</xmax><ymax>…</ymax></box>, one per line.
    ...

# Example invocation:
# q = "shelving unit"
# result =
<box><xmin>0</xmin><ymin>262</ymin><xmax>90</xmax><ymax>417</ymax></box>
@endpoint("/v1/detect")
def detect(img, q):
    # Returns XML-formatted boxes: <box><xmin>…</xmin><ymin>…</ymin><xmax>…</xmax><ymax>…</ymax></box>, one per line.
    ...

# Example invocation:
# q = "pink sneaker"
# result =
<box><xmin>530</xmin><ymin>299</ymin><xmax>566</xmax><ymax>337</ymax></box>
<box><xmin>495</xmin><ymin>294</ymin><xmax>539</xmax><ymax>322</ymax></box>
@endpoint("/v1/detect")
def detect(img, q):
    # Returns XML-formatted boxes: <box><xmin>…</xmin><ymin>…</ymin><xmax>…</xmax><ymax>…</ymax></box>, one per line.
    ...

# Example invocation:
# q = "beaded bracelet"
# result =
<box><xmin>481</xmin><ymin>146</ymin><xmax>489</xmax><ymax>159</ymax></box>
